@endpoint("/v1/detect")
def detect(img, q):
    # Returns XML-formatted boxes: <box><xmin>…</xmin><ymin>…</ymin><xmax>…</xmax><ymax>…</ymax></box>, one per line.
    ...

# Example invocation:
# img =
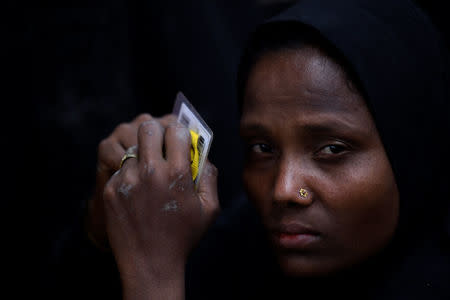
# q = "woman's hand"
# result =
<box><xmin>102</xmin><ymin>119</ymin><xmax>219</xmax><ymax>298</ymax></box>
<box><xmin>86</xmin><ymin>113</ymin><xmax>178</xmax><ymax>250</ymax></box>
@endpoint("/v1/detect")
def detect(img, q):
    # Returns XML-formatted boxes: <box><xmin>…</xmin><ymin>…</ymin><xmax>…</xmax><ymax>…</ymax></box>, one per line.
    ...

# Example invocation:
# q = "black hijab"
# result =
<box><xmin>266</xmin><ymin>0</ymin><xmax>450</xmax><ymax>239</ymax></box>
<box><xmin>230</xmin><ymin>0</ymin><xmax>450</xmax><ymax>298</ymax></box>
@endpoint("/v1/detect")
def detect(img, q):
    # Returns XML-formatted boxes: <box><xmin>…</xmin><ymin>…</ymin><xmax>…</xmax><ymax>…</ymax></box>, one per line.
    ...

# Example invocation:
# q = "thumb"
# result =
<box><xmin>197</xmin><ymin>160</ymin><xmax>220</xmax><ymax>220</ymax></box>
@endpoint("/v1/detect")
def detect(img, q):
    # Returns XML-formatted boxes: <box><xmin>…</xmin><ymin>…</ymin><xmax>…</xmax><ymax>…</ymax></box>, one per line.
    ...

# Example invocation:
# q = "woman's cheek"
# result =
<box><xmin>322</xmin><ymin>152</ymin><xmax>398</xmax><ymax>248</ymax></box>
<box><xmin>243</xmin><ymin>167</ymin><xmax>274</xmax><ymax>214</ymax></box>
<box><xmin>321</xmin><ymin>151</ymin><xmax>388</xmax><ymax>209</ymax></box>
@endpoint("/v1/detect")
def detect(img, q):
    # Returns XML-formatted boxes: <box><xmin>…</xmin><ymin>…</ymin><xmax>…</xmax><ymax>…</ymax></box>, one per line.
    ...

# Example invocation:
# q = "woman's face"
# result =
<box><xmin>240</xmin><ymin>48</ymin><xmax>399</xmax><ymax>277</ymax></box>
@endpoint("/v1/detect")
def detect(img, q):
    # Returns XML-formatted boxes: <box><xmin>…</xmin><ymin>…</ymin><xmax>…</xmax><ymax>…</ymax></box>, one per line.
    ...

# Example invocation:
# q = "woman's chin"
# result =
<box><xmin>275</xmin><ymin>252</ymin><xmax>342</xmax><ymax>278</ymax></box>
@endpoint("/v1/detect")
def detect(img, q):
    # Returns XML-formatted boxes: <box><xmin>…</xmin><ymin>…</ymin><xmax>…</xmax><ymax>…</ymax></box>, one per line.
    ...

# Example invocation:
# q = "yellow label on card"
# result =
<box><xmin>190</xmin><ymin>130</ymin><xmax>200</xmax><ymax>181</ymax></box>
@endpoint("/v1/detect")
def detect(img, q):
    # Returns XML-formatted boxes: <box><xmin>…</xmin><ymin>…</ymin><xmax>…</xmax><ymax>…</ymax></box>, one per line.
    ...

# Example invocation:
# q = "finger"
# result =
<box><xmin>156</xmin><ymin>114</ymin><xmax>177</xmax><ymax>128</ymax></box>
<box><xmin>131</xmin><ymin>113</ymin><xmax>176</xmax><ymax>130</ymax></box>
<box><xmin>112</xmin><ymin>114</ymin><xmax>169</xmax><ymax>156</ymax></box>
<box><xmin>119</xmin><ymin>152</ymin><xmax>139</xmax><ymax>173</ymax></box>
<box><xmin>105</xmin><ymin>156</ymin><xmax>139</xmax><ymax>202</ymax></box>
<box><xmin>102</xmin><ymin>164</ymin><xmax>138</xmax><ymax>222</ymax></box>
<box><xmin>137</xmin><ymin>120</ymin><xmax>165</xmax><ymax>164</ymax></box>
<box><xmin>113</xmin><ymin>123</ymin><xmax>138</xmax><ymax>149</ymax></box>
<box><xmin>197</xmin><ymin>160</ymin><xmax>220</xmax><ymax>218</ymax></box>
<box><xmin>165</xmin><ymin>122</ymin><xmax>191</xmax><ymax>170</ymax></box>
<box><xmin>130</xmin><ymin>114</ymin><xmax>176</xmax><ymax>152</ymax></box>
<box><xmin>131</xmin><ymin>113</ymin><xmax>153</xmax><ymax>125</ymax></box>
<box><xmin>98</xmin><ymin>138</ymin><xmax>127</xmax><ymax>172</ymax></box>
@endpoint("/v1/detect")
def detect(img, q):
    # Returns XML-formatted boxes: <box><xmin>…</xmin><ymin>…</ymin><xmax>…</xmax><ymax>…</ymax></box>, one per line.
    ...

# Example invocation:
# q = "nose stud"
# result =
<box><xmin>299</xmin><ymin>188</ymin><xmax>308</xmax><ymax>199</ymax></box>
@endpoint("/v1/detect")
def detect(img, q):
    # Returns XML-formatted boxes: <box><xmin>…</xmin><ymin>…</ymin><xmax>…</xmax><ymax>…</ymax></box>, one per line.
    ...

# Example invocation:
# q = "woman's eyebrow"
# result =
<box><xmin>239</xmin><ymin>123</ymin><xmax>270</xmax><ymax>137</ymax></box>
<box><xmin>240</xmin><ymin>119</ymin><xmax>368</xmax><ymax>137</ymax></box>
<box><xmin>299</xmin><ymin>121</ymin><xmax>359</xmax><ymax>134</ymax></box>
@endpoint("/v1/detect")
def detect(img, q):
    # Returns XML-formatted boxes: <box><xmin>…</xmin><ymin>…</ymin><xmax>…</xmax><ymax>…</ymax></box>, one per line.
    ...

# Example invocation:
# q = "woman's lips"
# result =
<box><xmin>271</xmin><ymin>223</ymin><xmax>321</xmax><ymax>249</ymax></box>
<box><xmin>274</xmin><ymin>232</ymin><xmax>320</xmax><ymax>249</ymax></box>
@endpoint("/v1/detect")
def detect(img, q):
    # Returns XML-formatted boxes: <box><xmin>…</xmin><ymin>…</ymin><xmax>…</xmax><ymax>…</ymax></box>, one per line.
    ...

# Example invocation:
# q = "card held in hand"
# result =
<box><xmin>172</xmin><ymin>92</ymin><xmax>213</xmax><ymax>187</ymax></box>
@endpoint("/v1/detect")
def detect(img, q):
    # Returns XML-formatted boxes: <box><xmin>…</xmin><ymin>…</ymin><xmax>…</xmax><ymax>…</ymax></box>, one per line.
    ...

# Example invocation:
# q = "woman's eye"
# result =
<box><xmin>250</xmin><ymin>143</ymin><xmax>273</xmax><ymax>154</ymax></box>
<box><xmin>319</xmin><ymin>144</ymin><xmax>347</xmax><ymax>155</ymax></box>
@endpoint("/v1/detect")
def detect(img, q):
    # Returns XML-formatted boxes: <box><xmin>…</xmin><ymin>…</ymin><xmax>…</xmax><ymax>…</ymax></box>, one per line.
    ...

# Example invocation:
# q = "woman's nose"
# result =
<box><xmin>272</xmin><ymin>159</ymin><xmax>313</xmax><ymax>206</ymax></box>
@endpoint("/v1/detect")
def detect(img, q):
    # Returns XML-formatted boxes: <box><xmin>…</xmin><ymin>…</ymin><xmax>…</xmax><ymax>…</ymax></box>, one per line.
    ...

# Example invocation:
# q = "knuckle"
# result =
<box><xmin>140</xmin><ymin>119</ymin><xmax>162</xmax><ymax>132</ymax></box>
<box><xmin>204</xmin><ymin>197</ymin><xmax>221</xmax><ymax>219</ymax></box>
<box><xmin>114</xmin><ymin>123</ymin><xmax>131</xmax><ymax>135</ymax></box>
<box><xmin>210</xmin><ymin>164</ymin><xmax>218</xmax><ymax>177</ymax></box>
<box><xmin>159</xmin><ymin>114</ymin><xmax>177</xmax><ymax>126</ymax></box>
<box><xmin>135</xmin><ymin>113</ymin><xmax>153</xmax><ymax>123</ymax></box>
<box><xmin>140</xmin><ymin>160</ymin><xmax>157</xmax><ymax>177</ymax></box>
<box><xmin>97</xmin><ymin>138</ymin><xmax>110</xmax><ymax>155</ymax></box>
<box><xmin>122</xmin><ymin>171</ymin><xmax>139</xmax><ymax>186</ymax></box>
<box><xmin>97</xmin><ymin>139</ymin><xmax>119</xmax><ymax>165</ymax></box>
<box><xmin>167</xmin><ymin>121</ymin><xmax>183</xmax><ymax>129</ymax></box>
<box><xmin>103</xmin><ymin>184</ymin><xmax>117</xmax><ymax>201</ymax></box>
<box><xmin>168</xmin><ymin>123</ymin><xmax>190</xmax><ymax>140</ymax></box>
<box><xmin>203</xmin><ymin>163</ymin><xmax>218</xmax><ymax>179</ymax></box>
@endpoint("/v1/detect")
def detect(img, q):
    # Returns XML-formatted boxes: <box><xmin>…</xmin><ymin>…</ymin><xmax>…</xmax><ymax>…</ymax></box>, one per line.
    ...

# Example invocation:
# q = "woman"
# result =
<box><xmin>89</xmin><ymin>0</ymin><xmax>449</xmax><ymax>298</ymax></box>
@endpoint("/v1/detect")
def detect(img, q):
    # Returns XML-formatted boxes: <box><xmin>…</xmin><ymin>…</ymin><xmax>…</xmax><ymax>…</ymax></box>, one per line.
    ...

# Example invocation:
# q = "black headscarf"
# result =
<box><xmin>265</xmin><ymin>0</ymin><xmax>450</xmax><ymax>239</ymax></box>
<box><xmin>229</xmin><ymin>0</ymin><xmax>450</xmax><ymax>298</ymax></box>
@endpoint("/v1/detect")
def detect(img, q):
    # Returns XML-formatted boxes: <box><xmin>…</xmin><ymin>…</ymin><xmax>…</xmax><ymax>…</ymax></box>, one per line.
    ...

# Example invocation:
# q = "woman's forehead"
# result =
<box><xmin>242</xmin><ymin>49</ymin><xmax>367</xmax><ymax>118</ymax></box>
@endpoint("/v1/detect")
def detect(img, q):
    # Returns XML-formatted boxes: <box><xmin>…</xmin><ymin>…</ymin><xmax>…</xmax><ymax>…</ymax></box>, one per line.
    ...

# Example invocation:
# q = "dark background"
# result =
<box><xmin>10</xmin><ymin>0</ymin><xmax>448</xmax><ymax>294</ymax></box>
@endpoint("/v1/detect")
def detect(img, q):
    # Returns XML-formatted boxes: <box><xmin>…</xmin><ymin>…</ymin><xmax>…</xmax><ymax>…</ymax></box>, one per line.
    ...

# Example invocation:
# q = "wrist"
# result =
<box><xmin>120</xmin><ymin>259</ymin><xmax>185</xmax><ymax>300</ymax></box>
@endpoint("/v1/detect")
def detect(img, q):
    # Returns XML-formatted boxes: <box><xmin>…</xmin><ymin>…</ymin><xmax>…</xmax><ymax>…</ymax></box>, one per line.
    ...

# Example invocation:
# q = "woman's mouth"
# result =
<box><xmin>271</xmin><ymin>223</ymin><xmax>321</xmax><ymax>249</ymax></box>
